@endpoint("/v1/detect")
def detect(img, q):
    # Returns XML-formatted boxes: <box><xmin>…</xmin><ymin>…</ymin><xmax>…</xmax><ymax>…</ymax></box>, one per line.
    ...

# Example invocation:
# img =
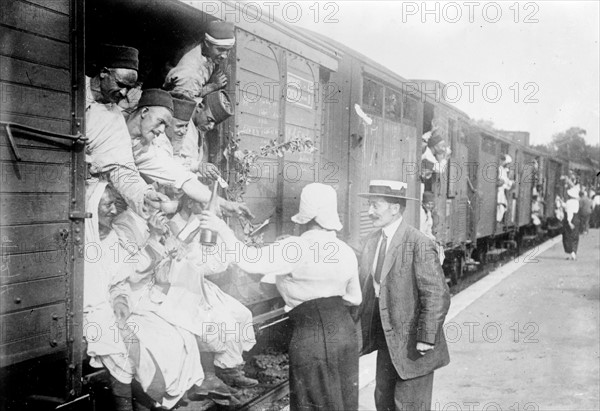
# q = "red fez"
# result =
<box><xmin>204</xmin><ymin>90</ymin><xmax>233</xmax><ymax>124</ymax></box>
<box><xmin>138</xmin><ymin>89</ymin><xmax>173</xmax><ymax>112</ymax></box>
<box><xmin>422</xmin><ymin>191</ymin><xmax>435</xmax><ymax>203</ymax></box>
<box><xmin>98</xmin><ymin>44</ymin><xmax>139</xmax><ymax>71</ymax></box>
<box><xmin>172</xmin><ymin>96</ymin><xmax>197</xmax><ymax>122</ymax></box>
<box><xmin>205</xmin><ymin>21</ymin><xmax>235</xmax><ymax>45</ymax></box>
<box><xmin>427</xmin><ymin>132</ymin><xmax>444</xmax><ymax>148</ymax></box>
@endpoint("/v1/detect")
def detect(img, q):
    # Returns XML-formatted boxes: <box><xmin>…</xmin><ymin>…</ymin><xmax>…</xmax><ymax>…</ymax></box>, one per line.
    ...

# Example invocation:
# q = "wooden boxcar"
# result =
<box><xmin>320</xmin><ymin>36</ymin><xmax>422</xmax><ymax>248</ymax></box>
<box><xmin>0</xmin><ymin>0</ymin><xmax>341</xmax><ymax>406</ymax></box>
<box><xmin>415</xmin><ymin>84</ymin><xmax>475</xmax><ymax>281</ymax></box>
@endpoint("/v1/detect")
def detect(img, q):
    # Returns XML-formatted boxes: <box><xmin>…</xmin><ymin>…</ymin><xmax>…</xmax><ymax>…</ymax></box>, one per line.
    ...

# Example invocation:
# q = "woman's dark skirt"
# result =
<box><xmin>562</xmin><ymin>214</ymin><xmax>580</xmax><ymax>254</ymax></box>
<box><xmin>287</xmin><ymin>296</ymin><xmax>358</xmax><ymax>411</ymax></box>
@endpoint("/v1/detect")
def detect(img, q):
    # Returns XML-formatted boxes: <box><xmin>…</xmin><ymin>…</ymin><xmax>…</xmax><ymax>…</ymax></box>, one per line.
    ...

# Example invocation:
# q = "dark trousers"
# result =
<box><xmin>562</xmin><ymin>215</ymin><xmax>580</xmax><ymax>254</ymax></box>
<box><xmin>591</xmin><ymin>206</ymin><xmax>600</xmax><ymax>228</ymax></box>
<box><xmin>372</xmin><ymin>299</ymin><xmax>434</xmax><ymax>411</ymax></box>
<box><xmin>579</xmin><ymin>214</ymin><xmax>590</xmax><ymax>234</ymax></box>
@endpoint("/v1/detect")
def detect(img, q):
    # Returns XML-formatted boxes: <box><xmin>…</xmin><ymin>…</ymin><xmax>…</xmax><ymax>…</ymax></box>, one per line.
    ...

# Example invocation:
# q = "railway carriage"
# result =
<box><xmin>318</xmin><ymin>36</ymin><xmax>422</xmax><ymax>248</ymax></box>
<box><xmin>415</xmin><ymin>84</ymin><xmax>475</xmax><ymax>283</ymax></box>
<box><xmin>2</xmin><ymin>0</ymin><xmax>342</xmax><ymax>407</ymax></box>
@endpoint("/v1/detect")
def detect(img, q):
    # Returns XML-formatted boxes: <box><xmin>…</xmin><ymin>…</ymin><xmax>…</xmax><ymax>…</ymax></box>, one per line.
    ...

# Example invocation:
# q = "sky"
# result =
<box><xmin>251</xmin><ymin>0</ymin><xmax>599</xmax><ymax>147</ymax></box>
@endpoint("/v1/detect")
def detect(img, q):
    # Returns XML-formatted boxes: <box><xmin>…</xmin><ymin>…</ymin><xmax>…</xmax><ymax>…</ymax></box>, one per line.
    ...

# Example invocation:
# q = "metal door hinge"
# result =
<box><xmin>69</xmin><ymin>211</ymin><xmax>92</xmax><ymax>220</ymax></box>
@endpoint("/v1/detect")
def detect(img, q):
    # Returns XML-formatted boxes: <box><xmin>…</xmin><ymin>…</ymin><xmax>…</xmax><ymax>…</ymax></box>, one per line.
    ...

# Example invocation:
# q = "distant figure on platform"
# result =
<box><xmin>496</xmin><ymin>154</ymin><xmax>514</xmax><ymax>223</ymax></box>
<box><xmin>562</xmin><ymin>185</ymin><xmax>580</xmax><ymax>260</ymax></box>
<box><xmin>578</xmin><ymin>190</ymin><xmax>593</xmax><ymax>235</ymax></box>
<box><xmin>591</xmin><ymin>190</ymin><xmax>600</xmax><ymax>228</ymax></box>
<box><xmin>357</xmin><ymin>180</ymin><xmax>450</xmax><ymax>411</ymax></box>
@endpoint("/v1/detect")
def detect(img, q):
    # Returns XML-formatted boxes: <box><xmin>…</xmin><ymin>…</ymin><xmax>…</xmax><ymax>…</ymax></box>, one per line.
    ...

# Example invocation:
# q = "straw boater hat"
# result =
<box><xmin>358</xmin><ymin>180</ymin><xmax>419</xmax><ymax>201</ymax></box>
<box><xmin>291</xmin><ymin>183</ymin><xmax>343</xmax><ymax>231</ymax></box>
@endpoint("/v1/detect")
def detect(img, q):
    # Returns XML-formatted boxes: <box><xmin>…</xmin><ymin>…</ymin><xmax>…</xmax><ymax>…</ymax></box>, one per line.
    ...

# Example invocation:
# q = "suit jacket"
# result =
<box><xmin>358</xmin><ymin>218</ymin><xmax>451</xmax><ymax>379</ymax></box>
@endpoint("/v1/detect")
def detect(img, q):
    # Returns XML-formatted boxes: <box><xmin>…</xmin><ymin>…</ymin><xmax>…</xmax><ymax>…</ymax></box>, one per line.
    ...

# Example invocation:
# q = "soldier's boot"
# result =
<box><xmin>215</xmin><ymin>366</ymin><xmax>258</xmax><ymax>388</ymax></box>
<box><xmin>188</xmin><ymin>352</ymin><xmax>235</xmax><ymax>400</ymax></box>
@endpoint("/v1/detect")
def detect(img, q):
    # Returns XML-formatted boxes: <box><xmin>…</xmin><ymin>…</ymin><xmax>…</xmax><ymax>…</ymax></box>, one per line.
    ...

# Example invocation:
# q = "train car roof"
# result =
<box><xmin>303</xmin><ymin>28</ymin><xmax>418</xmax><ymax>87</ymax></box>
<box><xmin>217</xmin><ymin>0</ymin><xmax>341</xmax><ymax>71</ymax></box>
<box><xmin>409</xmin><ymin>79</ymin><xmax>471</xmax><ymax>119</ymax></box>
<box><xmin>305</xmin><ymin>29</ymin><xmax>473</xmax><ymax>120</ymax></box>
<box><xmin>90</xmin><ymin>0</ymin><xmax>341</xmax><ymax>72</ymax></box>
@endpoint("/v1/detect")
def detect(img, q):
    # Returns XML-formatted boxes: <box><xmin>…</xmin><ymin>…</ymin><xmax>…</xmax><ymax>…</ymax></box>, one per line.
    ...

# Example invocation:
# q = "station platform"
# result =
<box><xmin>358</xmin><ymin>229</ymin><xmax>600</xmax><ymax>411</ymax></box>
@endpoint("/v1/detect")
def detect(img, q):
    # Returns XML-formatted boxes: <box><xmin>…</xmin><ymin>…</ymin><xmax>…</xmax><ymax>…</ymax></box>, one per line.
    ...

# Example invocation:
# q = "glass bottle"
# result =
<box><xmin>199</xmin><ymin>182</ymin><xmax>219</xmax><ymax>245</ymax></box>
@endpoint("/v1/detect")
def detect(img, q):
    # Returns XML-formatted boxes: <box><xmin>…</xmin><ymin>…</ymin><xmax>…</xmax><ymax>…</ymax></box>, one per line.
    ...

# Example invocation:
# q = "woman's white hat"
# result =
<box><xmin>291</xmin><ymin>183</ymin><xmax>343</xmax><ymax>231</ymax></box>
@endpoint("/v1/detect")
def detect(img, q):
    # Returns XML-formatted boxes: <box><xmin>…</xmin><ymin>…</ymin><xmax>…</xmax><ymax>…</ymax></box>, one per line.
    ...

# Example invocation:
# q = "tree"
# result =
<box><xmin>550</xmin><ymin>127</ymin><xmax>588</xmax><ymax>162</ymax></box>
<box><xmin>472</xmin><ymin>118</ymin><xmax>496</xmax><ymax>132</ymax></box>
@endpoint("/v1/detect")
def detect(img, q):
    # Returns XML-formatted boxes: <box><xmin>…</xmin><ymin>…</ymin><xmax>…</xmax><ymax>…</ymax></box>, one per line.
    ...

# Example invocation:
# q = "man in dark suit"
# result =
<box><xmin>358</xmin><ymin>180</ymin><xmax>451</xmax><ymax>411</ymax></box>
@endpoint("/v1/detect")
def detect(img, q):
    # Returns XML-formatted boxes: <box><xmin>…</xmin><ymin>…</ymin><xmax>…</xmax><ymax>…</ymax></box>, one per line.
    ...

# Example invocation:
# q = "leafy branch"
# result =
<box><xmin>223</xmin><ymin>136</ymin><xmax>318</xmax><ymax>202</ymax></box>
<box><xmin>223</xmin><ymin>136</ymin><xmax>318</xmax><ymax>244</ymax></box>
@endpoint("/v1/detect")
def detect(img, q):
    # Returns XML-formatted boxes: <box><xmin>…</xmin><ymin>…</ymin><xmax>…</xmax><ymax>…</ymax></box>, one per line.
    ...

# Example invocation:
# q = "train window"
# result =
<box><xmin>385</xmin><ymin>88</ymin><xmax>402</xmax><ymax>122</ymax></box>
<box><xmin>500</xmin><ymin>143</ymin><xmax>509</xmax><ymax>155</ymax></box>
<box><xmin>362</xmin><ymin>77</ymin><xmax>383</xmax><ymax>116</ymax></box>
<box><xmin>403</xmin><ymin>93</ymin><xmax>418</xmax><ymax>124</ymax></box>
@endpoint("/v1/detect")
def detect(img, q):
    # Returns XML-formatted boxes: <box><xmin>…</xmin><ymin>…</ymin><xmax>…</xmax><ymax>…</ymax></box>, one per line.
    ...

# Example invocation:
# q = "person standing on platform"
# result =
<box><xmin>578</xmin><ymin>190</ymin><xmax>593</xmax><ymax>235</ymax></box>
<box><xmin>198</xmin><ymin>183</ymin><xmax>362</xmax><ymax>411</ymax></box>
<box><xmin>357</xmin><ymin>180</ymin><xmax>450</xmax><ymax>411</ymax></box>
<box><xmin>591</xmin><ymin>190</ymin><xmax>600</xmax><ymax>228</ymax></box>
<box><xmin>562</xmin><ymin>185</ymin><xmax>581</xmax><ymax>260</ymax></box>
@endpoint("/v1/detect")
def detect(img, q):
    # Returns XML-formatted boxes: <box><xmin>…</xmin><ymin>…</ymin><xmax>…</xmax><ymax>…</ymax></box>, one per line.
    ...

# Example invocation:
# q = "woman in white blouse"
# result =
<box><xmin>563</xmin><ymin>184</ymin><xmax>581</xmax><ymax>260</ymax></box>
<box><xmin>199</xmin><ymin>183</ymin><xmax>361</xmax><ymax>411</ymax></box>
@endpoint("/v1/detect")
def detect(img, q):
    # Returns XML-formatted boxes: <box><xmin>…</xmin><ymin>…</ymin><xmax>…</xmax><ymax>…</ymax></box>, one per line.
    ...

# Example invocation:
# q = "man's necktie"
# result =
<box><xmin>374</xmin><ymin>232</ymin><xmax>387</xmax><ymax>284</ymax></box>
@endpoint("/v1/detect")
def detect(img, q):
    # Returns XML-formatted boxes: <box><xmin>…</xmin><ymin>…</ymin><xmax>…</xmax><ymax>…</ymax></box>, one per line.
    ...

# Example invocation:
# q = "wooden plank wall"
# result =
<box><xmin>0</xmin><ymin>0</ymin><xmax>73</xmax><ymax>368</ymax></box>
<box><xmin>0</xmin><ymin>0</ymin><xmax>72</xmax><ymax>134</ymax></box>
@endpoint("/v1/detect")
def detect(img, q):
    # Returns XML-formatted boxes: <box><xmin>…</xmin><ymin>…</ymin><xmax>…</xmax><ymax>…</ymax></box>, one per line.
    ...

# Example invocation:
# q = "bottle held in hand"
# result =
<box><xmin>200</xmin><ymin>182</ymin><xmax>219</xmax><ymax>245</ymax></box>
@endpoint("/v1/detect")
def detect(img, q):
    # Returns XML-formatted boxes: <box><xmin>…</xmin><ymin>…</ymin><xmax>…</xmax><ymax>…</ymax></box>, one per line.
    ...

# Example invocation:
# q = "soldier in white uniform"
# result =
<box><xmin>125</xmin><ymin>89</ymin><xmax>253</xmax><ymax>219</ymax></box>
<box><xmin>85</xmin><ymin>44</ymin><xmax>167</xmax><ymax>216</ymax></box>
<box><xmin>164</xmin><ymin>21</ymin><xmax>235</xmax><ymax>100</ymax></box>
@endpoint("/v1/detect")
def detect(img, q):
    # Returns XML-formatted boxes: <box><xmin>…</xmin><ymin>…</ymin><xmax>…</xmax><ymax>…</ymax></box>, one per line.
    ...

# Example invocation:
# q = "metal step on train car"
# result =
<box><xmin>0</xmin><ymin>0</ymin><xmax>573</xmax><ymax>409</ymax></box>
